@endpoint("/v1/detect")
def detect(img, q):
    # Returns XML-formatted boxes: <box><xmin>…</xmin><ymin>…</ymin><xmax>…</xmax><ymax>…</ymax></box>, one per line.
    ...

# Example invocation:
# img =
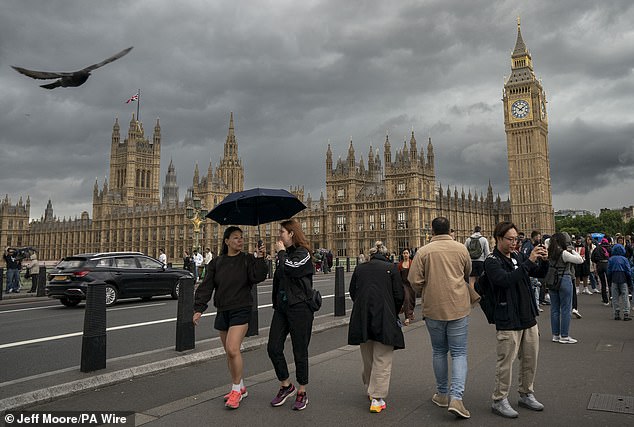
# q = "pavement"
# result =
<box><xmin>1</xmin><ymin>291</ymin><xmax>633</xmax><ymax>426</ymax></box>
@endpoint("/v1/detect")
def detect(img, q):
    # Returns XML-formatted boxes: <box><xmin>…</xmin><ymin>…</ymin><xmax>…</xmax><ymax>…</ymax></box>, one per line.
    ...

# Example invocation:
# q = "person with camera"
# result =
<box><xmin>3</xmin><ymin>247</ymin><xmax>21</xmax><ymax>293</ymax></box>
<box><xmin>484</xmin><ymin>222</ymin><xmax>548</xmax><ymax>418</ymax></box>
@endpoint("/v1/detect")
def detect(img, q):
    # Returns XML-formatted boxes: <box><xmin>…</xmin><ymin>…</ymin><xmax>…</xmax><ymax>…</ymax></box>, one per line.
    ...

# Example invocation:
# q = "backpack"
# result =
<box><xmin>591</xmin><ymin>246</ymin><xmax>608</xmax><ymax>263</ymax></box>
<box><xmin>544</xmin><ymin>258</ymin><xmax>565</xmax><ymax>291</ymax></box>
<box><xmin>474</xmin><ymin>271</ymin><xmax>495</xmax><ymax>324</ymax></box>
<box><xmin>468</xmin><ymin>237</ymin><xmax>483</xmax><ymax>259</ymax></box>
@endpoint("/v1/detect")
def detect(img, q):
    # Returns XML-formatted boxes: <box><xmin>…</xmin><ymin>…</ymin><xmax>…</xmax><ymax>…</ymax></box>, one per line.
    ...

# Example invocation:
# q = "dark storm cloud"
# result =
<box><xmin>1</xmin><ymin>0</ymin><xmax>633</xmax><ymax>220</ymax></box>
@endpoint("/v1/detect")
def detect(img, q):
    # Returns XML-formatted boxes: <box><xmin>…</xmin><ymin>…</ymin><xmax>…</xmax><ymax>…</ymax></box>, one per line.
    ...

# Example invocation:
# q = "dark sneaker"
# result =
<box><xmin>624</xmin><ymin>316</ymin><xmax>632</xmax><ymax>321</ymax></box>
<box><xmin>270</xmin><ymin>384</ymin><xmax>296</xmax><ymax>407</ymax></box>
<box><xmin>292</xmin><ymin>392</ymin><xmax>308</xmax><ymax>411</ymax></box>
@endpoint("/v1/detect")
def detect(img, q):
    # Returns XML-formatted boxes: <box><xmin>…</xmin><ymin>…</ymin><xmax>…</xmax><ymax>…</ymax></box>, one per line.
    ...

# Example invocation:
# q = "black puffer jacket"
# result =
<box><xmin>484</xmin><ymin>248</ymin><xmax>548</xmax><ymax>331</ymax></box>
<box><xmin>272</xmin><ymin>245</ymin><xmax>314</xmax><ymax>309</ymax></box>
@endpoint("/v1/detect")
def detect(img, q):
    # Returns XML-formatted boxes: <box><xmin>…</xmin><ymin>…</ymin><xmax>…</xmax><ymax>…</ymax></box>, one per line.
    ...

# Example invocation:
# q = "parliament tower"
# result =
<box><xmin>503</xmin><ymin>19</ymin><xmax>555</xmax><ymax>234</ymax></box>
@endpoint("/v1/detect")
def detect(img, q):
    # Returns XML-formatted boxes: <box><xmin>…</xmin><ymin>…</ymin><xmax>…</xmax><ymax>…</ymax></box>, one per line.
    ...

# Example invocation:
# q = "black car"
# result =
<box><xmin>46</xmin><ymin>252</ymin><xmax>194</xmax><ymax>307</ymax></box>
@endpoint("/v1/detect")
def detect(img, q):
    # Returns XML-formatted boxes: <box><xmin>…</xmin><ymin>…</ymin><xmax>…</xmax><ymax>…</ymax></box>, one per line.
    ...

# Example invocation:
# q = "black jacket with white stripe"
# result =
<box><xmin>272</xmin><ymin>245</ymin><xmax>314</xmax><ymax>309</ymax></box>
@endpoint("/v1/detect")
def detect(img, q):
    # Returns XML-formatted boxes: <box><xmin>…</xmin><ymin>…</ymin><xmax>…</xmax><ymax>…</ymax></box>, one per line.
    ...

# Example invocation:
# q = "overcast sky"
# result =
<box><xmin>1</xmin><ymin>0</ymin><xmax>633</xmax><ymax>221</ymax></box>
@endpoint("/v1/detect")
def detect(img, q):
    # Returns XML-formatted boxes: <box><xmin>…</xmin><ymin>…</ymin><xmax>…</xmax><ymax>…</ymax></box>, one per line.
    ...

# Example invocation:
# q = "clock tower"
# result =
<box><xmin>503</xmin><ymin>18</ymin><xmax>554</xmax><ymax>234</ymax></box>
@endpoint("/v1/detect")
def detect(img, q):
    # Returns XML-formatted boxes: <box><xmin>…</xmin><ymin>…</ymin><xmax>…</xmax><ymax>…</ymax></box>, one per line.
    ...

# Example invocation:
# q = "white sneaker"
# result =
<box><xmin>592</xmin><ymin>289</ymin><xmax>600</xmax><ymax>293</ymax></box>
<box><xmin>552</xmin><ymin>335</ymin><xmax>560</xmax><ymax>342</ymax></box>
<box><xmin>538</xmin><ymin>307</ymin><xmax>544</xmax><ymax>312</ymax></box>
<box><xmin>572</xmin><ymin>308</ymin><xmax>582</xmax><ymax>319</ymax></box>
<box><xmin>558</xmin><ymin>336</ymin><xmax>578</xmax><ymax>344</ymax></box>
<box><xmin>583</xmin><ymin>288</ymin><xmax>593</xmax><ymax>295</ymax></box>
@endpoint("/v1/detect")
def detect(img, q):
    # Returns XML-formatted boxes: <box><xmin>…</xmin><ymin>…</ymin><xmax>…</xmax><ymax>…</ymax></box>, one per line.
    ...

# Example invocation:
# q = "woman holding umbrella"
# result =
<box><xmin>193</xmin><ymin>226</ymin><xmax>268</xmax><ymax>409</ymax></box>
<box><xmin>268</xmin><ymin>219</ymin><xmax>315</xmax><ymax>411</ymax></box>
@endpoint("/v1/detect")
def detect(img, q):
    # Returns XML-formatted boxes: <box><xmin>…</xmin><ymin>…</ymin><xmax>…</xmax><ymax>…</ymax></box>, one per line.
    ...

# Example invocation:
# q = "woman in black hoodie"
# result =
<box><xmin>267</xmin><ymin>219</ymin><xmax>315</xmax><ymax>411</ymax></box>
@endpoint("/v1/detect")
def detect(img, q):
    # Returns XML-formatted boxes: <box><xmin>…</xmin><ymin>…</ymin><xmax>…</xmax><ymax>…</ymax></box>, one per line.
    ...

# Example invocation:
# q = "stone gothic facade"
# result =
<box><xmin>26</xmin><ymin>114</ymin><xmax>247</xmax><ymax>262</ymax></box>
<box><xmin>294</xmin><ymin>133</ymin><xmax>510</xmax><ymax>257</ymax></box>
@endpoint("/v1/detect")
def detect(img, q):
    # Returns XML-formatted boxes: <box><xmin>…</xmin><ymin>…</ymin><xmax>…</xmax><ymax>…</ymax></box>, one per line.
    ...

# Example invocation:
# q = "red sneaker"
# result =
<box><xmin>223</xmin><ymin>387</ymin><xmax>248</xmax><ymax>401</ymax></box>
<box><xmin>225</xmin><ymin>390</ymin><xmax>243</xmax><ymax>409</ymax></box>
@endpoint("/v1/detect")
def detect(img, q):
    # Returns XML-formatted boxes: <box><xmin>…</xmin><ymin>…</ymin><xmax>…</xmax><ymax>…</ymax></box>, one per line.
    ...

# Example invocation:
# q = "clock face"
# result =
<box><xmin>511</xmin><ymin>99</ymin><xmax>530</xmax><ymax>119</ymax></box>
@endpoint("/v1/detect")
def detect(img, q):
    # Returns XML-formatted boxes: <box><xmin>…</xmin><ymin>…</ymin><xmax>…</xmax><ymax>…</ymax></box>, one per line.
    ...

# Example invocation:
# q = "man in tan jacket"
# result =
<box><xmin>408</xmin><ymin>216</ymin><xmax>472</xmax><ymax>419</ymax></box>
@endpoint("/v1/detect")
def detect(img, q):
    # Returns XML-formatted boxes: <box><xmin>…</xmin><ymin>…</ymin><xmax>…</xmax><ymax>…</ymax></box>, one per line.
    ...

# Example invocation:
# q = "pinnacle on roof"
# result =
<box><xmin>512</xmin><ymin>16</ymin><xmax>528</xmax><ymax>57</ymax></box>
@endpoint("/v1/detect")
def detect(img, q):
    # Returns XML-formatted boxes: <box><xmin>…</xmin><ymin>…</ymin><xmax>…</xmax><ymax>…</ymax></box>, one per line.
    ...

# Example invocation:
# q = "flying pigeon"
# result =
<box><xmin>11</xmin><ymin>46</ymin><xmax>133</xmax><ymax>89</ymax></box>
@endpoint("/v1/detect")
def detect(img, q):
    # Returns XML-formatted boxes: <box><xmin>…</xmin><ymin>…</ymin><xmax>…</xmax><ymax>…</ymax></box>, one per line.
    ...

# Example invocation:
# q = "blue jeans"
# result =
<box><xmin>611</xmin><ymin>282</ymin><xmax>631</xmax><ymax>317</ymax></box>
<box><xmin>549</xmin><ymin>274</ymin><xmax>573</xmax><ymax>337</ymax></box>
<box><xmin>6</xmin><ymin>269</ymin><xmax>20</xmax><ymax>292</ymax></box>
<box><xmin>425</xmin><ymin>316</ymin><xmax>469</xmax><ymax>400</ymax></box>
<box><xmin>589</xmin><ymin>271</ymin><xmax>597</xmax><ymax>290</ymax></box>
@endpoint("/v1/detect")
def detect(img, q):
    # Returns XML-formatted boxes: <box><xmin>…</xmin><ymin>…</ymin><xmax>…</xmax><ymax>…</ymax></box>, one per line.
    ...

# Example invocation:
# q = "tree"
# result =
<box><xmin>555</xmin><ymin>214</ymin><xmax>601</xmax><ymax>237</ymax></box>
<box><xmin>598</xmin><ymin>211</ymin><xmax>625</xmax><ymax>236</ymax></box>
<box><xmin>560</xmin><ymin>226</ymin><xmax>580</xmax><ymax>237</ymax></box>
<box><xmin>626</xmin><ymin>218</ymin><xmax>634</xmax><ymax>236</ymax></box>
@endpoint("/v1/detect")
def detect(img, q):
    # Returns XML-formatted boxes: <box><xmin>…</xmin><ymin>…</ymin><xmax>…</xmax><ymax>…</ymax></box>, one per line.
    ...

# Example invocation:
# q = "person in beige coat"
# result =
<box><xmin>408</xmin><ymin>216</ymin><xmax>473</xmax><ymax>419</ymax></box>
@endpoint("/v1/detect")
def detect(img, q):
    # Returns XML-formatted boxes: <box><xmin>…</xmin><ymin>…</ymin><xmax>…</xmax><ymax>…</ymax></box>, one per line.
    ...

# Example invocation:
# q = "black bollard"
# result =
<box><xmin>336</xmin><ymin>257</ymin><xmax>340</xmax><ymax>267</ymax></box>
<box><xmin>246</xmin><ymin>284</ymin><xmax>259</xmax><ymax>336</ymax></box>
<box><xmin>334</xmin><ymin>266</ymin><xmax>346</xmax><ymax>316</ymax></box>
<box><xmin>36</xmin><ymin>266</ymin><xmax>46</xmax><ymax>297</ymax></box>
<box><xmin>0</xmin><ymin>267</ymin><xmax>4</xmax><ymax>300</ymax></box>
<box><xmin>176</xmin><ymin>277</ymin><xmax>195</xmax><ymax>352</ymax></box>
<box><xmin>346</xmin><ymin>257</ymin><xmax>350</xmax><ymax>272</ymax></box>
<box><xmin>81</xmin><ymin>281</ymin><xmax>107</xmax><ymax>372</ymax></box>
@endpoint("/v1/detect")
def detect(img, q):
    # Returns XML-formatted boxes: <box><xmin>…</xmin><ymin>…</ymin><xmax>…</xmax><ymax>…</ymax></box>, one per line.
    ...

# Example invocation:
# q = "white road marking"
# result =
<box><xmin>0</xmin><ymin>295</ymin><xmax>348</xmax><ymax>350</ymax></box>
<box><xmin>107</xmin><ymin>303</ymin><xmax>166</xmax><ymax>311</ymax></box>
<box><xmin>0</xmin><ymin>305</ymin><xmax>62</xmax><ymax>314</ymax></box>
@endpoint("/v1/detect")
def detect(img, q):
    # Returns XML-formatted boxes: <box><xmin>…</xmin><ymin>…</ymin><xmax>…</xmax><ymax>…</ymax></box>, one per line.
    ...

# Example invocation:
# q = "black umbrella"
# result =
<box><xmin>206</xmin><ymin>188</ymin><xmax>306</xmax><ymax>228</ymax></box>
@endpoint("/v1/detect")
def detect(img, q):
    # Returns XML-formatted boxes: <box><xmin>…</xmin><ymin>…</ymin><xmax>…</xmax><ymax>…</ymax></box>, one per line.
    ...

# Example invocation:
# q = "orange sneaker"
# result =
<box><xmin>225</xmin><ymin>390</ymin><xmax>243</xmax><ymax>409</ymax></box>
<box><xmin>224</xmin><ymin>387</ymin><xmax>248</xmax><ymax>401</ymax></box>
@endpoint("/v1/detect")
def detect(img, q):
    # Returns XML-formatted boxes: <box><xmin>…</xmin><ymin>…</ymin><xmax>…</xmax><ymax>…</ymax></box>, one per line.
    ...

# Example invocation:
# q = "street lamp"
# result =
<box><xmin>186</xmin><ymin>196</ymin><xmax>207</xmax><ymax>251</ymax></box>
<box><xmin>423</xmin><ymin>223</ymin><xmax>431</xmax><ymax>245</ymax></box>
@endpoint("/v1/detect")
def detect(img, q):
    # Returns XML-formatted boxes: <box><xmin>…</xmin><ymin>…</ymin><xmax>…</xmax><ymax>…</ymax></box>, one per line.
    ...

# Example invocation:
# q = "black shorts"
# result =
<box><xmin>470</xmin><ymin>261</ymin><xmax>484</xmax><ymax>277</ymax></box>
<box><xmin>214</xmin><ymin>307</ymin><xmax>252</xmax><ymax>331</ymax></box>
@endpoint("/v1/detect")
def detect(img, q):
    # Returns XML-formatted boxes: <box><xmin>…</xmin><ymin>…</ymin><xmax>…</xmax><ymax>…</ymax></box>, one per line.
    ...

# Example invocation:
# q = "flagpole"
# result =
<box><xmin>136</xmin><ymin>89</ymin><xmax>141</xmax><ymax>122</ymax></box>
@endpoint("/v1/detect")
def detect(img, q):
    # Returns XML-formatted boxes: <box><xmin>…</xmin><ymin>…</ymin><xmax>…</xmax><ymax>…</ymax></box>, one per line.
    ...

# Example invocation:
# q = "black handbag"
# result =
<box><xmin>307</xmin><ymin>289</ymin><xmax>322</xmax><ymax>312</ymax></box>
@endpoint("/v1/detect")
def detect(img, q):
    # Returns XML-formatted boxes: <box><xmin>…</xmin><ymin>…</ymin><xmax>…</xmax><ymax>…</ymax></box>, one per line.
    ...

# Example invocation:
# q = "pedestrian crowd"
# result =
<box><xmin>184</xmin><ymin>217</ymin><xmax>632</xmax><ymax>420</ymax></box>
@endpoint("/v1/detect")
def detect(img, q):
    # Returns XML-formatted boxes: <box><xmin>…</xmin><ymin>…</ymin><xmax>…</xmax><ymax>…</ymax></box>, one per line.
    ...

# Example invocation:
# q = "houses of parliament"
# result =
<box><xmin>0</xmin><ymin>22</ymin><xmax>554</xmax><ymax>262</ymax></box>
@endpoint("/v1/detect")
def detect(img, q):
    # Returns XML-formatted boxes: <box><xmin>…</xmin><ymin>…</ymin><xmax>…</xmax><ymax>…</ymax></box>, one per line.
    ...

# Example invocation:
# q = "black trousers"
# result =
<box><xmin>596</xmin><ymin>263</ymin><xmax>610</xmax><ymax>304</ymax></box>
<box><xmin>267</xmin><ymin>302</ymin><xmax>314</xmax><ymax>385</ymax></box>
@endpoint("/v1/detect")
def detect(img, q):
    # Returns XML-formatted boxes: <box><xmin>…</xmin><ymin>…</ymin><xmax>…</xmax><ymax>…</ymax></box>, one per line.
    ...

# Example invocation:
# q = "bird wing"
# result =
<box><xmin>83</xmin><ymin>46</ymin><xmax>133</xmax><ymax>72</ymax></box>
<box><xmin>11</xmin><ymin>66</ymin><xmax>73</xmax><ymax>80</ymax></box>
<box><xmin>40</xmin><ymin>80</ymin><xmax>63</xmax><ymax>90</ymax></box>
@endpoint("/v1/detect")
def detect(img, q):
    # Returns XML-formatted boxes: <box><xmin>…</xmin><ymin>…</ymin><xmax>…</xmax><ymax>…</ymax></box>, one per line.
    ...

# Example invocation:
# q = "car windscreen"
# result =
<box><xmin>56</xmin><ymin>258</ymin><xmax>87</xmax><ymax>269</ymax></box>
<box><xmin>137</xmin><ymin>256</ymin><xmax>163</xmax><ymax>269</ymax></box>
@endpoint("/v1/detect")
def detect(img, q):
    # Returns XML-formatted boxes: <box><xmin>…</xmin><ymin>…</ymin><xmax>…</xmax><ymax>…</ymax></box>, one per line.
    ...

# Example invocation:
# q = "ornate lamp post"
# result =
<box><xmin>186</xmin><ymin>196</ymin><xmax>207</xmax><ymax>251</ymax></box>
<box><xmin>423</xmin><ymin>223</ymin><xmax>431</xmax><ymax>245</ymax></box>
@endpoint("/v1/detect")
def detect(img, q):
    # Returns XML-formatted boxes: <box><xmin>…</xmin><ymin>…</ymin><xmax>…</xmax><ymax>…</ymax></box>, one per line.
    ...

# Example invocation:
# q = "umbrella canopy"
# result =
<box><xmin>591</xmin><ymin>232</ymin><xmax>604</xmax><ymax>241</ymax></box>
<box><xmin>206</xmin><ymin>188</ymin><xmax>307</xmax><ymax>226</ymax></box>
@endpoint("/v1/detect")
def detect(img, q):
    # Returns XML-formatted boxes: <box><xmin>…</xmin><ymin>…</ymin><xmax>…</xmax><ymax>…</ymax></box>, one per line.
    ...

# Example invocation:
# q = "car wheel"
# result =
<box><xmin>60</xmin><ymin>296</ymin><xmax>81</xmax><ymax>307</ymax></box>
<box><xmin>105</xmin><ymin>284</ymin><xmax>118</xmax><ymax>306</ymax></box>
<box><xmin>171</xmin><ymin>281</ymin><xmax>180</xmax><ymax>299</ymax></box>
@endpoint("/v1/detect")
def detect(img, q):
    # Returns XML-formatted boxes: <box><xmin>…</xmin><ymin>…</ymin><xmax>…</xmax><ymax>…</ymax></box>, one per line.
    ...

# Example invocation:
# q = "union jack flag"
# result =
<box><xmin>125</xmin><ymin>92</ymin><xmax>139</xmax><ymax>103</ymax></box>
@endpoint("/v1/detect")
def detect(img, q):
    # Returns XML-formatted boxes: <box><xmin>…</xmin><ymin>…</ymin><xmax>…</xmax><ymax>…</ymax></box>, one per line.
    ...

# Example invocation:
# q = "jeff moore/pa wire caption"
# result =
<box><xmin>3</xmin><ymin>411</ymin><xmax>134</xmax><ymax>426</ymax></box>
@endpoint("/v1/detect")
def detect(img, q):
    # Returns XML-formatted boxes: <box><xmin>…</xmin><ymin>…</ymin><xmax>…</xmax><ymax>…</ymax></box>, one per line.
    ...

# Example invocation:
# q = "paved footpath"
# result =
<box><xmin>4</xmin><ymin>294</ymin><xmax>634</xmax><ymax>426</ymax></box>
